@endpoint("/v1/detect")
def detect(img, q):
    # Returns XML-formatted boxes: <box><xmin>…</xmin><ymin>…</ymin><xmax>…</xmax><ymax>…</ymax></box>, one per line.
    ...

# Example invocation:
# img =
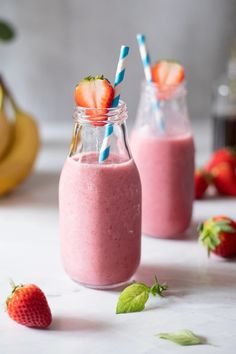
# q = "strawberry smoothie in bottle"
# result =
<box><xmin>131</xmin><ymin>60</ymin><xmax>195</xmax><ymax>238</ymax></box>
<box><xmin>59</xmin><ymin>74</ymin><xmax>141</xmax><ymax>288</ymax></box>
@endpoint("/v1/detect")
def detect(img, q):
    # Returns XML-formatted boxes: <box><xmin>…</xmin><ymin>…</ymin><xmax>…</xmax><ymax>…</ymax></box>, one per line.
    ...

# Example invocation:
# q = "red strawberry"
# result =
<box><xmin>199</xmin><ymin>216</ymin><xmax>236</xmax><ymax>258</ymax></box>
<box><xmin>205</xmin><ymin>148</ymin><xmax>236</xmax><ymax>172</ymax></box>
<box><xmin>195</xmin><ymin>169</ymin><xmax>212</xmax><ymax>199</ymax></box>
<box><xmin>6</xmin><ymin>282</ymin><xmax>52</xmax><ymax>328</ymax></box>
<box><xmin>74</xmin><ymin>75</ymin><xmax>114</xmax><ymax>125</ymax></box>
<box><xmin>151</xmin><ymin>60</ymin><xmax>185</xmax><ymax>100</ymax></box>
<box><xmin>211</xmin><ymin>162</ymin><xmax>236</xmax><ymax>196</ymax></box>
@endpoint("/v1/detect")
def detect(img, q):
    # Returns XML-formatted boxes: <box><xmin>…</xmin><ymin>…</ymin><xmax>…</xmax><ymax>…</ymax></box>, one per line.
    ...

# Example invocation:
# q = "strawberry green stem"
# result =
<box><xmin>6</xmin><ymin>279</ymin><xmax>23</xmax><ymax>309</ymax></box>
<box><xmin>8</xmin><ymin>278</ymin><xmax>23</xmax><ymax>294</ymax></box>
<box><xmin>8</xmin><ymin>278</ymin><xmax>16</xmax><ymax>290</ymax></box>
<box><xmin>150</xmin><ymin>276</ymin><xmax>168</xmax><ymax>297</ymax></box>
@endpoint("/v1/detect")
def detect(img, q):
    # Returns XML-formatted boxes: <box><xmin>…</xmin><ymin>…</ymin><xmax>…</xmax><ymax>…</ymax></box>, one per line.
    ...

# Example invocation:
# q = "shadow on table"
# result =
<box><xmin>135</xmin><ymin>262</ymin><xmax>236</xmax><ymax>297</ymax></box>
<box><xmin>50</xmin><ymin>315</ymin><xmax>111</xmax><ymax>332</ymax></box>
<box><xmin>200</xmin><ymin>192</ymin><xmax>236</xmax><ymax>201</ymax></box>
<box><xmin>0</xmin><ymin>171</ymin><xmax>59</xmax><ymax>208</ymax></box>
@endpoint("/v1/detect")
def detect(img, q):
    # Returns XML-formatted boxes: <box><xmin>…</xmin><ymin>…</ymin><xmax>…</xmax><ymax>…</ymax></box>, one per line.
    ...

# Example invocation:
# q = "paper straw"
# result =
<box><xmin>99</xmin><ymin>45</ymin><xmax>129</xmax><ymax>163</ymax></box>
<box><xmin>136</xmin><ymin>34</ymin><xmax>164</xmax><ymax>131</ymax></box>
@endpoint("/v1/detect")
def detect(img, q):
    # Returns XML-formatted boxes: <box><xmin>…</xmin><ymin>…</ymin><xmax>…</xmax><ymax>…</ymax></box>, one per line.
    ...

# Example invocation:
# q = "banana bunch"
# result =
<box><xmin>0</xmin><ymin>77</ymin><xmax>40</xmax><ymax>196</ymax></box>
<box><xmin>0</xmin><ymin>86</ymin><xmax>12</xmax><ymax>159</ymax></box>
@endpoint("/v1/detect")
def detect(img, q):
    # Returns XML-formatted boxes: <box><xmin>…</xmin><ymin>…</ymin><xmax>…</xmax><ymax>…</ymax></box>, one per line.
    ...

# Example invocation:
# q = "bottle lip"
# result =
<box><xmin>73</xmin><ymin>100</ymin><xmax>128</xmax><ymax>125</ymax></box>
<box><xmin>141</xmin><ymin>80</ymin><xmax>187</xmax><ymax>98</ymax></box>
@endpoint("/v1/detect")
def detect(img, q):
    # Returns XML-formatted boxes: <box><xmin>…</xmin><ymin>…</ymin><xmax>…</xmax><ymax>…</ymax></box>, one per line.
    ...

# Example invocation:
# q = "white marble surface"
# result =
<box><xmin>0</xmin><ymin>122</ymin><xmax>236</xmax><ymax>354</ymax></box>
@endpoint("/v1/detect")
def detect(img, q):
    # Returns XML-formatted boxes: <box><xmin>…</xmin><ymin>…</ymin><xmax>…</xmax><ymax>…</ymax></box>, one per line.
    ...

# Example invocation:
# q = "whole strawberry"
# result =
<box><xmin>211</xmin><ymin>162</ymin><xmax>236</xmax><ymax>196</ymax></box>
<box><xmin>6</xmin><ymin>282</ymin><xmax>52</xmax><ymax>328</ymax></box>
<box><xmin>195</xmin><ymin>169</ymin><xmax>212</xmax><ymax>199</ymax></box>
<box><xmin>199</xmin><ymin>216</ymin><xmax>236</xmax><ymax>258</ymax></box>
<box><xmin>205</xmin><ymin>147</ymin><xmax>236</xmax><ymax>172</ymax></box>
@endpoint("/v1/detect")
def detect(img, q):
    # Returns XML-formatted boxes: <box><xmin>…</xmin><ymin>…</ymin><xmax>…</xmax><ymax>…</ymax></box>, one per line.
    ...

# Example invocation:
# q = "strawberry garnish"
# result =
<box><xmin>205</xmin><ymin>147</ymin><xmax>236</xmax><ymax>172</ymax></box>
<box><xmin>6</xmin><ymin>282</ymin><xmax>52</xmax><ymax>328</ymax></box>
<box><xmin>74</xmin><ymin>75</ymin><xmax>114</xmax><ymax>125</ymax></box>
<box><xmin>199</xmin><ymin>216</ymin><xmax>236</xmax><ymax>258</ymax></box>
<box><xmin>195</xmin><ymin>169</ymin><xmax>212</xmax><ymax>199</ymax></box>
<box><xmin>211</xmin><ymin>162</ymin><xmax>236</xmax><ymax>196</ymax></box>
<box><xmin>151</xmin><ymin>60</ymin><xmax>185</xmax><ymax>99</ymax></box>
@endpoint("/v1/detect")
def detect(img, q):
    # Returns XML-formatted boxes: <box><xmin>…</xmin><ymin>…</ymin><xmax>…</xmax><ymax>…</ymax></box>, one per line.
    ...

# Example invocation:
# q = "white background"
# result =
<box><xmin>1</xmin><ymin>0</ymin><xmax>236</xmax><ymax>126</ymax></box>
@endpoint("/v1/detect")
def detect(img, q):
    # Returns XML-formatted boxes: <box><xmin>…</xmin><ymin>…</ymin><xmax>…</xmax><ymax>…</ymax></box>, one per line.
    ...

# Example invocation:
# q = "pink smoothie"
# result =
<box><xmin>131</xmin><ymin>131</ymin><xmax>194</xmax><ymax>237</ymax></box>
<box><xmin>59</xmin><ymin>153</ymin><xmax>141</xmax><ymax>287</ymax></box>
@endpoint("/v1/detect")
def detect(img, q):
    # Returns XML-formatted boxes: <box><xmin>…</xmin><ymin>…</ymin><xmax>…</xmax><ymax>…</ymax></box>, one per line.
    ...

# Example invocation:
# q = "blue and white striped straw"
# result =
<box><xmin>136</xmin><ymin>34</ymin><xmax>164</xmax><ymax>131</ymax></box>
<box><xmin>99</xmin><ymin>45</ymin><xmax>129</xmax><ymax>163</ymax></box>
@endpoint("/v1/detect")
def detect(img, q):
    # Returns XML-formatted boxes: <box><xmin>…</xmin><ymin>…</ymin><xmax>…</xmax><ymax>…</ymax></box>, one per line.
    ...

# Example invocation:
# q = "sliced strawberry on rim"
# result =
<box><xmin>151</xmin><ymin>60</ymin><xmax>185</xmax><ymax>100</ymax></box>
<box><xmin>74</xmin><ymin>75</ymin><xmax>114</xmax><ymax>126</ymax></box>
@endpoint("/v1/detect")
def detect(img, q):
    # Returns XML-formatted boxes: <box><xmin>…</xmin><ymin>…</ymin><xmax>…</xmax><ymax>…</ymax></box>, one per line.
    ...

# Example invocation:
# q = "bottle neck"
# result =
<box><xmin>134</xmin><ymin>81</ymin><xmax>191</xmax><ymax>137</ymax></box>
<box><xmin>69</xmin><ymin>101</ymin><xmax>132</xmax><ymax>163</ymax></box>
<box><xmin>73</xmin><ymin>100</ymin><xmax>128</xmax><ymax>126</ymax></box>
<box><xmin>142</xmin><ymin>81</ymin><xmax>187</xmax><ymax>100</ymax></box>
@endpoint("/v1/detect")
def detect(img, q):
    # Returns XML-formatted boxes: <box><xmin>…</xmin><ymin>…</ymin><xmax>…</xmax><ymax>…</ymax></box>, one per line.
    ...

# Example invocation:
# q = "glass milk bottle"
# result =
<box><xmin>131</xmin><ymin>82</ymin><xmax>195</xmax><ymax>238</ymax></box>
<box><xmin>59</xmin><ymin>101</ymin><xmax>141</xmax><ymax>288</ymax></box>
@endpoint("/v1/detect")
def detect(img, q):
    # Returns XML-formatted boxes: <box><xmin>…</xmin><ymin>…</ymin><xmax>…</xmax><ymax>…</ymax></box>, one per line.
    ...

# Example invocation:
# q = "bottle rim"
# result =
<box><xmin>73</xmin><ymin>100</ymin><xmax>128</xmax><ymax>125</ymax></box>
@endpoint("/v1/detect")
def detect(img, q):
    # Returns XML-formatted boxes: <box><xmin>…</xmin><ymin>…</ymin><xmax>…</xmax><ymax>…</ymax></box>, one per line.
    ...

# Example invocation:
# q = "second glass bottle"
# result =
<box><xmin>131</xmin><ymin>82</ymin><xmax>195</xmax><ymax>238</ymax></box>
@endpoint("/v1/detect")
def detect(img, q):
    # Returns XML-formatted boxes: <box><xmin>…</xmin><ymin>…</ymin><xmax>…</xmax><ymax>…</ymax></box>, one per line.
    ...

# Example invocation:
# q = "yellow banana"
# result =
<box><xmin>0</xmin><ymin>110</ymin><xmax>40</xmax><ymax>196</ymax></box>
<box><xmin>0</xmin><ymin>85</ymin><xmax>11</xmax><ymax>159</ymax></box>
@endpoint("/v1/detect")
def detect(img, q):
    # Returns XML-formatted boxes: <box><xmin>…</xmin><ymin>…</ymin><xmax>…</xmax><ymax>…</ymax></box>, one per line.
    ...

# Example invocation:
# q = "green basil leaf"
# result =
<box><xmin>116</xmin><ymin>283</ymin><xmax>150</xmax><ymax>314</ymax></box>
<box><xmin>0</xmin><ymin>20</ymin><xmax>15</xmax><ymax>41</ymax></box>
<box><xmin>157</xmin><ymin>329</ymin><xmax>204</xmax><ymax>346</ymax></box>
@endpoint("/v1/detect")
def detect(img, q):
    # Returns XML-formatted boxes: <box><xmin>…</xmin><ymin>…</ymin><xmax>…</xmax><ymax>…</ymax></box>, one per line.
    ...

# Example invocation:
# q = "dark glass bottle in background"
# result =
<box><xmin>212</xmin><ymin>46</ymin><xmax>236</xmax><ymax>151</ymax></box>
